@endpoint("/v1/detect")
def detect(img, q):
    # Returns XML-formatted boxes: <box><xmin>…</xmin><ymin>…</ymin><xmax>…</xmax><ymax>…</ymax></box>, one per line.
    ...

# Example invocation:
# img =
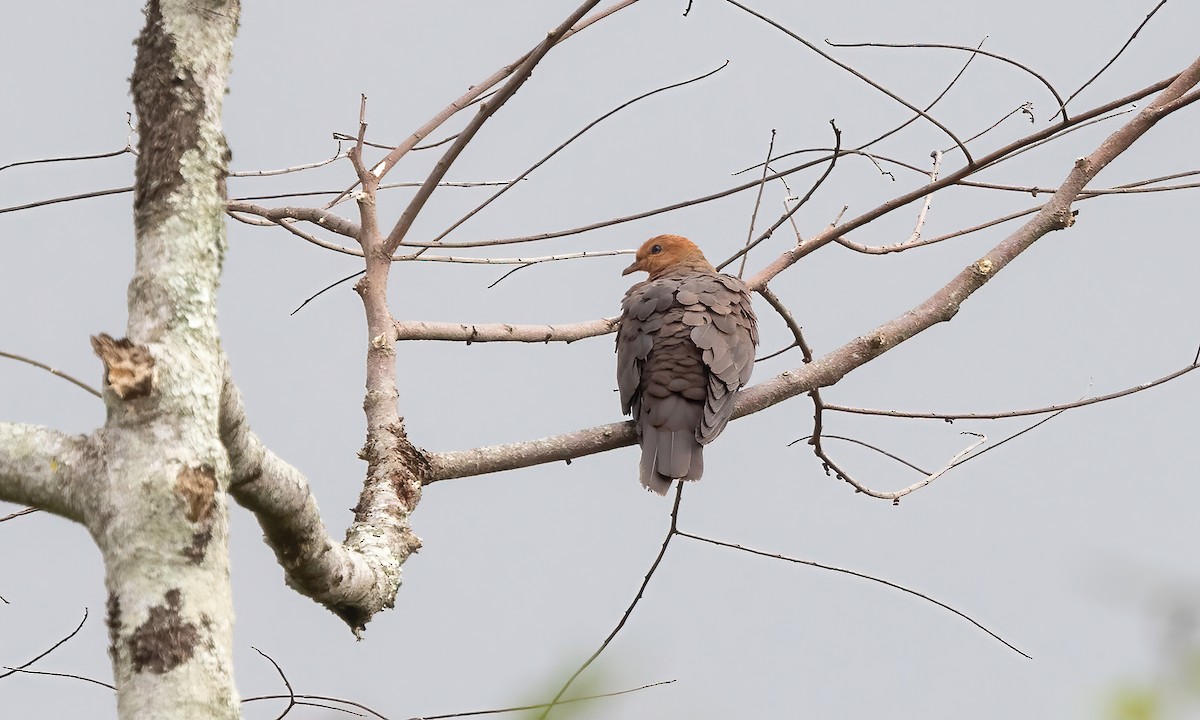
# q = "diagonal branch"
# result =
<box><xmin>723</xmin><ymin>0</ymin><xmax>975</xmax><ymax>163</ymax></box>
<box><xmin>825</xmin><ymin>39</ymin><xmax>1068</xmax><ymax>122</ymax></box>
<box><xmin>381</xmin><ymin>0</ymin><xmax>606</xmax><ymax>253</ymax></box>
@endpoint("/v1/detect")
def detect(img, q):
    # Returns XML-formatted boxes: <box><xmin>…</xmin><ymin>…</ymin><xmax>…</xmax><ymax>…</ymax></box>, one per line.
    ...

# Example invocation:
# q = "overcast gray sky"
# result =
<box><xmin>4</xmin><ymin>1</ymin><xmax>1200</xmax><ymax>718</ymax></box>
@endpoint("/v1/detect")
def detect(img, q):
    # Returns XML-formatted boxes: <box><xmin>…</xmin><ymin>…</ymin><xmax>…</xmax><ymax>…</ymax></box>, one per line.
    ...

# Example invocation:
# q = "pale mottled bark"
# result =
<box><xmin>0</xmin><ymin>424</ymin><xmax>100</xmax><ymax>523</ymax></box>
<box><xmin>220</xmin><ymin>372</ymin><xmax>420</xmax><ymax>633</ymax></box>
<box><xmin>102</xmin><ymin>0</ymin><xmax>241</xmax><ymax>717</ymax></box>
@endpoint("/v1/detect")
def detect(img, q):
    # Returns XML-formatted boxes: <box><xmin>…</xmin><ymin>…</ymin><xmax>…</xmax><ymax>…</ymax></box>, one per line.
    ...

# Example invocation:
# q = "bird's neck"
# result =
<box><xmin>650</xmin><ymin>258</ymin><xmax>716</xmax><ymax>280</ymax></box>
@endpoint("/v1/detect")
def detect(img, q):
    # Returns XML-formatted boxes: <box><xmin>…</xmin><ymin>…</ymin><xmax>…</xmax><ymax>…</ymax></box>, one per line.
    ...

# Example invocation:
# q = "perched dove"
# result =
<box><xmin>617</xmin><ymin>235</ymin><xmax>759</xmax><ymax>495</ymax></box>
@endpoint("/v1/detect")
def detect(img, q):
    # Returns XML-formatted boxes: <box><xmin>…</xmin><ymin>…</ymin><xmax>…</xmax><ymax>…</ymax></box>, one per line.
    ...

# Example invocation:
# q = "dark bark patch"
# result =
<box><xmin>90</xmin><ymin>334</ymin><xmax>155</xmax><ymax>400</ymax></box>
<box><xmin>182</xmin><ymin>528</ymin><xmax>213</xmax><ymax>565</ymax></box>
<box><xmin>177</xmin><ymin>465</ymin><xmax>216</xmax><ymax>563</ymax></box>
<box><xmin>106</xmin><ymin>591</ymin><xmax>121</xmax><ymax>662</ymax></box>
<box><xmin>391</xmin><ymin>422</ymin><xmax>427</xmax><ymax>510</ymax></box>
<box><xmin>130</xmin><ymin>0</ymin><xmax>205</xmax><ymax>232</ymax></box>
<box><xmin>176</xmin><ymin>464</ymin><xmax>216</xmax><ymax>524</ymax></box>
<box><xmin>128</xmin><ymin>589</ymin><xmax>199</xmax><ymax>675</ymax></box>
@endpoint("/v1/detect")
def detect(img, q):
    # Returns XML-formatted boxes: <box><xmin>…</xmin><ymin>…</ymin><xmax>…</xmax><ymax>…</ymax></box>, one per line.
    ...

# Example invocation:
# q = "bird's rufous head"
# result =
<box><xmin>622</xmin><ymin>234</ymin><xmax>716</xmax><ymax>279</ymax></box>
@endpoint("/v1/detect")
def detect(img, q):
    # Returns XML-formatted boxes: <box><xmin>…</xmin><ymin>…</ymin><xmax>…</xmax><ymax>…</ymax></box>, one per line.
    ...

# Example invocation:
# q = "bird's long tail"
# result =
<box><xmin>639</xmin><ymin>427</ymin><xmax>704</xmax><ymax>495</ymax></box>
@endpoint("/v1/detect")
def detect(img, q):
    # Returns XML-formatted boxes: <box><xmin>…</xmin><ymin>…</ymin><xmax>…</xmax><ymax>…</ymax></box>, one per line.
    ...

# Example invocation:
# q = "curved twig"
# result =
<box><xmin>826</xmin><ymin>39</ymin><xmax>1068</xmax><ymax>122</ymax></box>
<box><xmin>0</xmin><ymin>608</ymin><xmax>89</xmax><ymax>680</ymax></box>
<box><xmin>382</xmin><ymin>1</ymin><xmax>608</xmax><ymax>252</ymax></box>
<box><xmin>1059</xmin><ymin>0</ymin><xmax>1170</xmax><ymax>114</ymax></box>
<box><xmin>676</xmin><ymin>531</ymin><xmax>1030</xmax><ymax>658</ymax></box>
<box><xmin>0</xmin><ymin>351</ymin><xmax>101</xmax><ymax>397</ymax></box>
<box><xmin>427</xmin><ymin>61</ymin><xmax>730</xmax><ymax>246</ymax></box>
<box><xmin>536</xmin><ymin>485</ymin><xmax>685</xmax><ymax>719</ymax></box>
<box><xmin>722</xmin><ymin>0</ymin><xmax>975</xmax><ymax>164</ymax></box>
<box><xmin>826</xmin><ymin>358</ymin><xmax>1199</xmax><ymax>420</ymax></box>
<box><xmin>0</xmin><ymin>146</ymin><xmax>133</xmax><ymax>173</ymax></box>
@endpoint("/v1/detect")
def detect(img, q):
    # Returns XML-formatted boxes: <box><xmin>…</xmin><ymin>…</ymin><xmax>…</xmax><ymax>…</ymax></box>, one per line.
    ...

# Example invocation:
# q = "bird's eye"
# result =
<box><xmin>650</xmin><ymin>244</ymin><xmax>663</xmax><ymax>254</ymax></box>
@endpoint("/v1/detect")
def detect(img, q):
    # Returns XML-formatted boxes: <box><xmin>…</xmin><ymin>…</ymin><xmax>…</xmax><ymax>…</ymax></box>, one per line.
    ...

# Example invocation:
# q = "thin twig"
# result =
<box><xmin>756</xmin><ymin>286</ymin><xmax>812</xmax><ymax>361</ymax></box>
<box><xmin>242</xmin><ymin>694</ymin><xmax>389</xmax><ymax>720</ymax></box>
<box><xmin>382</xmin><ymin>1</ymin><xmax>607</xmax><ymax>252</ymax></box>
<box><xmin>738</xmin><ymin>129</ymin><xmax>777</xmax><ymax>278</ymax></box>
<box><xmin>290</xmin><ymin>270</ymin><xmax>365</xmax><ymax>316</ymax></box>
<box><xmin>0</xmin><ymin>609</ymin><xmax>89</xmax><ymax>680</ymax></box>
<box><xmin>0</xmin><ymin>507</ymin><xmax>41</xmax><ymax>523</ymax></box>
<box><xmin>0</xmin><ymin>666</ymin><xmax>115</xmax><ymax>691</ymax></box>
<box><xmin>0</xmin><ymin>146</ymin><xmax>133</xmax><ymax>173</ymax></box>
<box><xmin>946</xmin><ymin>102</ymin><xmax>1035</xmax><ymax>153</ymax></box>
<box><xmin>1059</xmin><ymin>0</ymin><xmax>1170</xmax><ymax>114</ymax></box>
<box><xmin>856</xmin><ymin>37</ymin><xmax>988</xmax><ymax>152</ymax></box>
<box><xmin>826</xmin><ymin>358</ymin><xmax>1199</xmax><ymax>420</ymax></box>
<box><xmin>228</xmin><ymin>146</ymin><xmax>345</xmax><ymax>177</ymax></box>
<box><xmin>413</xmin><ymin>680</ymin><xmax>676</xmax><ymax>719</ymax></box>
<box><xmin>825</xmin><ymin>39</ymin><xmax>1067</xmax><ymax>122</ymax></box>
<box><xmin>807</xmin><ymin>385</ymin><xmax>984</xmax><ymax>504</ymax></box>
<box><xmin>676</xmin><ymin>531</ymin><xmax>1030</xmax><ymax>658</ymax></box>
<box><xmin>723</xmin><ymin>0</ymin><xmax>974</xmax><ymax>164</ymax></box>
<box><xmin>426</xmin><ymin>61</ymin><xmax>729</xmax><ymax>247</ymax></box>
<box><xmin>536</xmin><ymin>484</ymin><xmax>685</xmax><ymax>719</ymax></box>
<box><xmin>716</xmin><ymin>120</ymin><xmax>842</xmax><ymax>272</ymax></box>
<box><xmin>252</xmin><ymin>647</ymin><xmax>297</xmax><ymax>720</ymax></box>
<box><xmin>789</xmin><ymin>434</ymin><xmax>931</xmax><ymax>475</ymax></box>
<box><xmin>951</xmin><ymin>408</ymin><xmax>1067</xmax><ymax>468</ymax></box>
<box><xmin>0</xmin><ymin>186</ymin><xmax>132</xmax><ymax>215</ymax></box>
<box><xmin>0</xmin><ymin>351</ymin><xmax>101</xmax><ymax>397</ymax></box>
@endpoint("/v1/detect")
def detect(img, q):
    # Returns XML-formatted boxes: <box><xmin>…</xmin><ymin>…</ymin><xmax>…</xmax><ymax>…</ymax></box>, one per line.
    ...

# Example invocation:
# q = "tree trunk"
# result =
<box><xmin>101</xmin><ymin>1</ymin><xmax>240</xmax><ymax>716</ymax></box>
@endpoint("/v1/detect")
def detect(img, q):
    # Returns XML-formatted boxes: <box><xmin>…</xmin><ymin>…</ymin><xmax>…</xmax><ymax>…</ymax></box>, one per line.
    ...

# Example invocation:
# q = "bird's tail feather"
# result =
<box><xmin>639</xmin><ymin>428</ymin><xmax>704</xmax><ymax>495</ymax></box>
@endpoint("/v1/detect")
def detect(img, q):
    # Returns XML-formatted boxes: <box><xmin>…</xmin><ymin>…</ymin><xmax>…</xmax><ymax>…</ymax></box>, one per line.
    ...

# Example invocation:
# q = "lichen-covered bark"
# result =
<box><xmin>91</xmin><ymin>1</ymin><xmax>242</xmax><ymax>718</ymax></box>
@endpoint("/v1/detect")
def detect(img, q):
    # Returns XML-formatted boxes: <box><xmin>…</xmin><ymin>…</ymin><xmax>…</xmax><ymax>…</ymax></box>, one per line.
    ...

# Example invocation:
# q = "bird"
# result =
<box><xmin>616</xmin><ymin>234</ymin><xmax>759</xmax><ymax>495</ymax></box>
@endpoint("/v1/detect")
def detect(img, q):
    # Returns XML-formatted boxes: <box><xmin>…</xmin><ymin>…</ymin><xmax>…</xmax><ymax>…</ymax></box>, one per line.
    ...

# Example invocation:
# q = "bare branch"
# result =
<box><xmin>0</xmin><ymin>609</ymin><xmax>90</xmax><ymax>680</ymax></box>
<box><xmin>755</xmin><ymin>285</ymin><xmax>813</xmax><ymax>362</ymax></box>
<box><xmin>676</xmin><ymin>532</ymin><xmax>1030</xmax><ymax>658</ymax></box>
<box><xmin>327</xmin><ymin>0</ymin><xmax>639</xmax><ymax>210</ymax></box>
<box><xmin>857</xmin><ymin>37</ymin><xmax>988</xmax><ymax>152</ymax></box>
<box><xmin>723</xmin><ymin>0</ymin><xmax>975</xmax><ymax>163</ymax></box>
<box><xmin>0</xmin><ymin>507</ymin><xmax>40</xmax><ymax>523</ymax></box>
<box><xmin>382</xmin><ymin>1</ymin><xmax>608</xmax><ymax>252</ymax></box>
<box><xmin>251</xmin><ymin>647</ymin><xmax>297</xmax><ymax>720</ymax></box>
<box><xmin>416</xmin><ymin>75</ymin><xmax>1173</xmax><ymax>252</ymax></box>
<box><xmin>0</xmin><ymin>424</ymin><xmax>101</xmax><ymax>523</ymax></box>
<box><xmin>793</xmin><ymin>434</ymin><xmax>931</xmax><ymax>475</ymax></box>
<box><xmin>426</xmin><ymin>61</ymin><xmax>729</xmax><ymax>246</ymax></box>
<box><xmin>1060</xmin><ymin>0</ymin><xmax>1170</xmax><ymax>113</ymax></box>
<box><xmin>0</xmin><ymin>146</ymin><xmax>133</xmax><ymax>173</ymax></box>
<box><xmin>738</xmin><ymin>129</ymin><xmax>777</xmax><ymax>278</ymax></box>
<box><xmin>0</xmin><ymin>666</ymin><xmax>115</xmax><ymax>691</ymax></box>
<box><xmin>746</xmin><ymin>73</ymin><xmax>1181</xmax><ymax>287</ymax></box>
<box><xmin>219</xmin><ymin>372</ymin><xmax>421</xmax><ymax>634</ymax></box>
<box><xmin>396</xmin><ymin>316</ymin><xmax>619</xmax><ymax>344</ymax></box>
<box><xmin>825</xmin><ymin>39</ymin><xmax>1068</xmax><ymax>121</ymax></box>
<box><xmin>423</xmin><ymin>58</ymin><xmax>1200</xmax><ymax>483</ymax></box>
<box><xmin>0</xmin><ymin>186</ymin><xmax>132</xmax><ymax>215</ymax></box>
<box><xmin>226</xmin><ymin>203</ymin><xmax>361</xmax><ymax>236</ymax></box>
<box><xmin>537</xmin><ymin>485</ymin><xmax>685</xmax><ymax>718</ymax></box>
<box><xmin>416</xmin><ymin>680</ymin><xmax>675</xmax><ymax>720</ymax></box>
<box><xmin>290</xmin><ymin>271</ymin><xmax>365</xmax><ymax>316</ymax></box>
<box><xmin>826</xmin><ymin>357</ymin><xmax>1199</xmax><ymax>420</ymax></box>
<box><xmin>716</xmin><ymin>120</ymin><xmax>842</xmax><ymax>273</ymax></box>
<box><xmin>0</xmin><ymin>350</ymin><xmax>101</xmax><ymax>397</ymax></box>
<box><xmin>228</xmin><ymin>146</ymin><xmax>346</xmax><ymax>177</ymax></box>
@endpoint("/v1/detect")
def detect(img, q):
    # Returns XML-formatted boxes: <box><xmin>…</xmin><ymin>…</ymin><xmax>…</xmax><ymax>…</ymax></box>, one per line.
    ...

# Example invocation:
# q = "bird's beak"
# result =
<box><xmin>622</xmin><ymin>258</ymin><xmax>642</xmax><ymax>276</ymax></box>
